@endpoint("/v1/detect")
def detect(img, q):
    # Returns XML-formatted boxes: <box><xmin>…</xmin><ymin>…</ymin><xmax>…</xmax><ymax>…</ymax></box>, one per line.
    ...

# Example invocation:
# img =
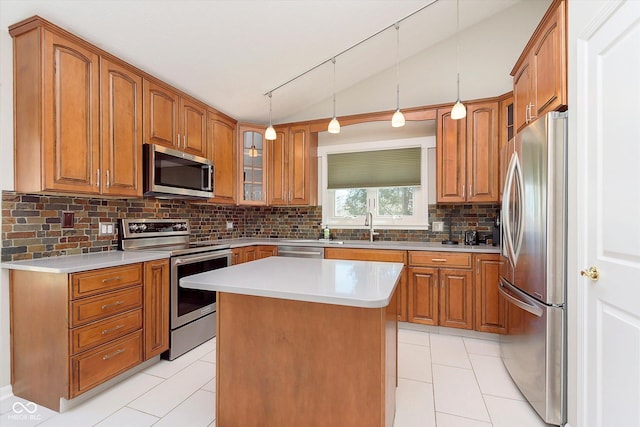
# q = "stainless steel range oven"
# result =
<box><xmin>119</xmin><ymin>218</ymin><xmax>231</xmax><ymax>360</ymax></box>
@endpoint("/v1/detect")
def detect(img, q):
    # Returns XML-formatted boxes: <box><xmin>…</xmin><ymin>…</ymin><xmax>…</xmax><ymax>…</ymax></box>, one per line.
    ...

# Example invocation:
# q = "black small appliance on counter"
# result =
<box><xmin>492</xmin><ymin>210</ymin><xmax>501</xmax><ymax>246</ymax></box>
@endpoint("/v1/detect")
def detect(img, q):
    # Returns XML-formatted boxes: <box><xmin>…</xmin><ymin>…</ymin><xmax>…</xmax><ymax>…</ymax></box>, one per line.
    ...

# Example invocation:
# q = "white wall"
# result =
<box><xmin>282</xmin><ymin>0</ymin><xmax>550</xmax><ymax>123</ymax></box>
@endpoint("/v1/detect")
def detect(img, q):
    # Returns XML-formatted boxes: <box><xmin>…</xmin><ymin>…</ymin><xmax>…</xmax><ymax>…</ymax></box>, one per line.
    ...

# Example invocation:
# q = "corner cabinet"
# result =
<box><xmin>8</xmin><ymin>259</ymin><xmax>169</xmax><ymax>411</ymax></box>
<box><xmin>143</xmin><ymin>79</ymin><xmax>207</xmax><ymax>158</ymax></box>
<box><xmin>268</xmin><ymin>124</ymin><xmax>318</xmax><ymax>206</ymax></box>
<box><xmin>512</xmin><ymin>0</ymin><xmax>567</xmax><ymax>133</ymax></box>
<box><xmin>237</xmin><ymin>125</ymin><xmax>268</xmax><ymax>205</ymax></box>
<box><xmin>208</xmin><ymin>112</ymin><xmax>237</xmax><ymax>204</ymax></box>
<box><xmin>436</xmin><ymin>101</ymin><xmax>499</xmax><ymax>203</ymax></box>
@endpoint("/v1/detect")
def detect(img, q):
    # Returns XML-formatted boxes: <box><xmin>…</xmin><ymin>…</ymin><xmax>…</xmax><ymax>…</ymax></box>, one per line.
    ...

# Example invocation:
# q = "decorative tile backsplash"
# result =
<box><xmin>1</xmin><ymin>191</ymin><xmax>500</xmax><ymax>262</ymax></box>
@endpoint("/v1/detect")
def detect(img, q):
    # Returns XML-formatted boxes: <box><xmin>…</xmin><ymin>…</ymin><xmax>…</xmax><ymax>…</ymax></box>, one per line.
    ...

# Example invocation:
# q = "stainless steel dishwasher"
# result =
<box><xmin>277</xmin><ymin>245</ymin><xmax>325</xmax><ymax>259</ymax></box>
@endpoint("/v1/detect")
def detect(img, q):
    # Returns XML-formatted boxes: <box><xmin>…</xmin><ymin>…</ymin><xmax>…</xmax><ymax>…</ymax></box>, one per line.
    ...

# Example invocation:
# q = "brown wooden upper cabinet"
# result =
<box><xmin>143</xmin><ymin>79</ymin><xmax>207</xmax><ymax>158</ymax></box>
<box><xmin>436</xmin><ymin>100</ymin><xmax>499</xmax><ymax>203</ymax></box>
<box><xmin>100</xmin><ymin>58</ymin><xmax>143</xmax><ymax>197</ymax></box>
<box><xmin>10</xmin><ymin>18</ymin><xmax>142</xmax><ymax>197</ymax></box>
<box><xmin>208</xmin><ymin>112</ymin><xmax>237</xmax><ymax>204</ymax></box>
<box><xmin>498</xmin><ymin>93</ymin><xmax>514</xmax><ymax>201</ymax></box>
<box><xmin>237</xmin><ymin>124</ymin><xmax>268</xmax><ymax>205</ymax></box>
<box><xmin>268</xmin><ymin>124</ymin><xmax>318</xmax><ymax>206</ymax></box>
<box><xmin>512</xmin><ymin>0</ymin><xmax>567</xmax><ymax>133</ymax></box>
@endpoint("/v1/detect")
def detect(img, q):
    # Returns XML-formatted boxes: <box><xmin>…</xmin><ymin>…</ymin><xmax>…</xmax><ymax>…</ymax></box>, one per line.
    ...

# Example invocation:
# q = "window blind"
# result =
<box><xmin>327</xmin><ymin>147</ymin><xmax>421</xmax><ymax>189</ymax></box>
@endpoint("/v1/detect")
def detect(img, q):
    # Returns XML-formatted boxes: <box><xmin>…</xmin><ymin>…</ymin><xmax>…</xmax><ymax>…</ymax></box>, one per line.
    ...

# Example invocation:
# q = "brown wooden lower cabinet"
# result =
<box><xmin>407</xmin><ymin>266</ymin><xmax>473</xmax><ymax>329</ymax></box>
<box><xmin>473</xmin><ymin>253</ymin><xmax>507</xmax><ymax>333</ymax></box>
<box><xmin>9</xmin><ymin>259</ymin><xmax>169</xmax><ymax>411</ymax></box>
<box><xmin>232</xmin><ymin>245</ymin><xmax>277</xmax><ymax>265</ymax></box>
<box><xmin>324</xmin><ymin>247</ymin><xmax>408</xmax><ymax>322</ymax></box>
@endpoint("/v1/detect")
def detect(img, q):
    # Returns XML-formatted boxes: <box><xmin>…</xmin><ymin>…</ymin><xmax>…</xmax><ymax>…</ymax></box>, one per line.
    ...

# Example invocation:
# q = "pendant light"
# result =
<box><xmin>265</xmin><ymin>92</ymin><xmax>277</xmax><ymax>140</ymax></box>
<box><xmin>328</xmin><ymin>57</ymin><xmax>341</xmax><ymax>134</ymax></box>
<box><xmin>451</xmin><ymin>0</ymin><xmax>466</xmax><ymax>120</ymax></box>
<box><xmin>391</xmin><ymin>22</ymin><xmax>405</xmax><ymax>128</ymax></box>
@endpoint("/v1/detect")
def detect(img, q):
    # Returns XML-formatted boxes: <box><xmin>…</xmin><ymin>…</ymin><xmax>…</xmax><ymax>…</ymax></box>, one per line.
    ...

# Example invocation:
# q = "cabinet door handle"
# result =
<box><xmin>477</xmin><ymin>259</ymin><xmax>481</xmax><ymax>274</ymax></box>
<box><xmin>106</xmin><ymin>170</ymin><xmax>110</xmax><ymax>188</ymax></box>
<box><xmin>468</xmin><ymin>184</ymin><xmax>472</xmax><ymax>198</ymax></box>
<box><xmin>177</xmin><ymin>134</ymin><xmax>181</xmax><ymax>148</ymax></box>
<box><xmin>431</xmin><ymin>258</ymin><xmax>447</xmax><ymax>262</ymax></box>
<box><xmin>101</xmin><ymin>324</ymin><xmax>125</xmax><ymax>335</ymax></box>
<box><xmin>102</xmin><ymin>348</ymin><xmax>126</xmax><ymax>361</ymax></box>
<box><xmin>462</xmin><ymin>184</ymin><xmax>465</xmax><ymax>199</ymax></box>
<box><xmin>101</xmin><ymin>276</ymin><xmax>122</xmax><ymax>283</ymax></box>
<box><xmin>529</xmin><ymin>102</ymin><xmax>536</xmax><ymax>121</ymax></box>
<box><xmin>101</xmin><ymin>300</ymin><xmax>124</xmax><ymax>310</ymax></box>
<box><xmin>96</xmin><ymin>169</ymin><xmax>100</xmax><ymax>187</ymax></box>
<box><xmin>183</xmin><ymin>135</ymin><xmax>187</xmax><ymax>147</ymax></box>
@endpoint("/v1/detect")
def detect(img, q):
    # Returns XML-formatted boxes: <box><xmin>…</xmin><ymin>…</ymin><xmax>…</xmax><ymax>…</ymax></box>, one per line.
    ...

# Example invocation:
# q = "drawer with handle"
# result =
<box><xmin>70</xmin><ymin>309</ymin><xmax>143</xmax><ymax>355</ymax></box>
<box><xmin>70</xmin><ymin>331</ymin><xmax>143</xmax><ymax>397</ymax></box>
<box><xmin>71</xmin><ymin>263</ymin><xmax>143</xmax><ymax>299</ymax></box>
<box><xmin>69</xmin><ymin>286</ymin><xmax>143</xmax><ymax>327</ymax></box>
<box><xmin>408</xmin><ymin>251</ymin><xmax>472</xmax><ymax>268</ymax></box>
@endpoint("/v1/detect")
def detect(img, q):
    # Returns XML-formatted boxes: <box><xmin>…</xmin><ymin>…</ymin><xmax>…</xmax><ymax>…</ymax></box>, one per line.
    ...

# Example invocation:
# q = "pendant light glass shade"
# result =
<box><xmin>451</xmin><ymin>99</ymin><xmax>466</xmax><ymax>120</ymax></box>
<box><xmin>392</xmin><ymin>23</ymin><xmax>405</xmax><ymax>128</ymax></box>
<box><xmin>451</xmin><ymin>0</ymin><xmax>466</xmax><ymax>120</ymax></box>
<box><xmin>392</xmin><ymin>109</ymin><xmax>405</xmax><ymax>127</ymax></box>
<box><xmin>328</xmin><ymin>57</ymin><xmax>341</xmax><ymax>134</ymax></box>
<box><xmin>328</xmin><ymin>117</ymin><xmax>340</xmax><ymax>134</ymax></box>
<box><xmin>265</xmin><ymin>92</ymin><xmax>276</xmax><ymax>140</ymax></box>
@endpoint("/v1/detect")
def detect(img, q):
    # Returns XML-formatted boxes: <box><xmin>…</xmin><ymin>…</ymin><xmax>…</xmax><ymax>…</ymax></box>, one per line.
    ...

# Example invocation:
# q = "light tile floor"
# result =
<box><xmin>0</xmin><ymin>328</ymin><xmax>549</xmax><ymax>427</ymax></box>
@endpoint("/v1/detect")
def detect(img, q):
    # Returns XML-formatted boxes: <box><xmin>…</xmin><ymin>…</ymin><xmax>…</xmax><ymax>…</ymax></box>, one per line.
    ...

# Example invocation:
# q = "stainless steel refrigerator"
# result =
<box><xmin>499</xmin><ymin>111</ymin><xmax>567</xmax><ymax>426</ymax></box>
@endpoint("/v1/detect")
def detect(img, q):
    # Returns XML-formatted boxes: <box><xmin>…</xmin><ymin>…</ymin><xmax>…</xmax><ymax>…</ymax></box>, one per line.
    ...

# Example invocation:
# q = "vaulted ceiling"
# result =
<box><xmin>0</xmin><ymin>0</ymin><xmax>551</xmax><ymax>126</ymax></box>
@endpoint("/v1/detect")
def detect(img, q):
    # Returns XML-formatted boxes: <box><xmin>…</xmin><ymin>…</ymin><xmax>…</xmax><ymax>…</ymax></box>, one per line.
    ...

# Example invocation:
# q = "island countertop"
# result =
<box><xmin>180</xmin><ymin>256</ymin><xmax>403</xmax><ymax>308</ymax></box>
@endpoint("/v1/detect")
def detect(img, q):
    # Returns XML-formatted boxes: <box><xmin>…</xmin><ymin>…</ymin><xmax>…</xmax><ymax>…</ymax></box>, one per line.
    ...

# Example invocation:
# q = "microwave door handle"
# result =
<box><xmin>202</xmin><ymin>165</ymin><xmax>213</xmax><ymax>192</ymax></box>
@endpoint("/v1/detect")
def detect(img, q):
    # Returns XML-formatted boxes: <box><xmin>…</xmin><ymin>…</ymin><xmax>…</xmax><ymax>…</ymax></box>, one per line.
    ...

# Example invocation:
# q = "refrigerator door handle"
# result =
<box><xmin>499</xmin><ymin>278</ymin><xmax>544</xmax><ymax>317</ymax></box>
<box><xmin>502</xmin><ymin>152</ymin><xmax>518</xmax><ymax>267</ymax></box>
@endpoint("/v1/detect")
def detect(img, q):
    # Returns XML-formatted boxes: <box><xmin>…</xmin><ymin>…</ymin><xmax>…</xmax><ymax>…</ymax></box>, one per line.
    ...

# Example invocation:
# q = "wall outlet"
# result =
<box><xmin>432</xmin><ymin>221</ymin><xmax>444</xmax><ymax>232</ymax></box>
<box><xmin>99</xmin><ymin>222</ymin><xmax>114</xmax><ymax>235</ymax></box>
<box><xmin>226</xmin><ymin>221</ymin><xmax>233</xmax><ymax>230</ymax></box>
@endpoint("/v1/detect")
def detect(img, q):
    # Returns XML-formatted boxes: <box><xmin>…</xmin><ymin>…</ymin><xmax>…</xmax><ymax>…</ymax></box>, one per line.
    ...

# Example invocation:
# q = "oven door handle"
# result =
<box><xmin>173</xmin><ymin>251</ymin><xmax>231</xmax><ymax>266</ymax></box>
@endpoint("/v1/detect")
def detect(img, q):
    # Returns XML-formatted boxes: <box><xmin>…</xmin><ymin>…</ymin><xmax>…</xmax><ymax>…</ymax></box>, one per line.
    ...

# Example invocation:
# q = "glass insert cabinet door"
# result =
<box><xmin>238</xmin><ymin>125</ymin><xmax>267</xmax><ymax>205</ymax></box>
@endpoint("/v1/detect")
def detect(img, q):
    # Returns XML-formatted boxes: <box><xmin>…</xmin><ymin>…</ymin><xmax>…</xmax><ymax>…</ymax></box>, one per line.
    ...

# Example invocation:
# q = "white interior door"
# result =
<box><xmin>575</xmin><ymin>1</ymin><xmax>640</xmax><ymax>425</ymax></box>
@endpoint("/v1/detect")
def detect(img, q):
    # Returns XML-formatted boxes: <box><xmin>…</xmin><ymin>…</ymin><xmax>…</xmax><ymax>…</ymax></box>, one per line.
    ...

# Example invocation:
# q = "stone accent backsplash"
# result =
<box><xmin>2</xmin><ymin>191</ymin><xmax>500</xmax><ymax>262</ymax></box>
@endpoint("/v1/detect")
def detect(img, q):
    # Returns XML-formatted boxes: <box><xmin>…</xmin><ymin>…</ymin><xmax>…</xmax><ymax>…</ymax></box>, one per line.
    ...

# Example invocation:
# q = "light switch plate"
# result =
<box><xmin>226</xmin><ymin>221</ymin><xmax>233</xmax><ymax>230</ymax></box>
<box><xmin>432</xmin><ymin>221</ymin><xmax>444</xmax><ymax>232</ymax></box>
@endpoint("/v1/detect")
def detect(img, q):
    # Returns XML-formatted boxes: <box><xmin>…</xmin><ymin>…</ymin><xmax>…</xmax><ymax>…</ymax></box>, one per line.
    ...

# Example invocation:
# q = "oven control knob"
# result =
<box><xmin>180</xmin><ymin>223</ymin><xmax>188</xmax><ymax>231</ymax></box>
<box><xmin>129</xmin><ymin>224</ymin><xmax>138</xmax><ymax>232</ymax></box>
<box><xmin>139</xmin><ymin>224</ymin><xmax>147</xmax><ymax>232</ymax></box>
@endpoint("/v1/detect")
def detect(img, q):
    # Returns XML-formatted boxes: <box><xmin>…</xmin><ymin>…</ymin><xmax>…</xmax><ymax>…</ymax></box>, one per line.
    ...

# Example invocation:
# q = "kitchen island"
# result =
<box><xmin>181</xmin><ymin>256</ymin><xmax>403</xmax><ymax>427</ymax></box>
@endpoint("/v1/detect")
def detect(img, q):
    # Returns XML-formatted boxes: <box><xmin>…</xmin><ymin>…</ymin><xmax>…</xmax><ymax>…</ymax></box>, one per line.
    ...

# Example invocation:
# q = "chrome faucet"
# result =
<box><xmin>364</xmin><ymin>212</ymin><xmax>379</xmax><ymax>242</ymax></box>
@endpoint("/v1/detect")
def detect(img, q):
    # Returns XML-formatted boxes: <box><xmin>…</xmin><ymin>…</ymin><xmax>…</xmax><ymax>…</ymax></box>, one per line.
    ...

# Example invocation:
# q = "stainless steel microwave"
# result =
<box><xmin>143</xmin><ymin>144</ymin><xmax>214</xmax><ymax>199</ymax></box>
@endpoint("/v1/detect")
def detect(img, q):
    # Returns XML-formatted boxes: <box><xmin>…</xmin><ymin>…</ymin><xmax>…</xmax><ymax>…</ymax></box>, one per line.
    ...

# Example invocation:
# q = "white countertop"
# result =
<box><xmin>215</xmin><ymin>237</ymin><xmax>501</xmax><ymax>253</ymax></box>
<box><xmin>0</xmin><ymin>251</ymin><xmax>169</xmax><ymax>273</ymax></box>
<box><xmin>181</xmin><ymin>256</ymin><xmax>404</xmax><ymax>308</ymax></box>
